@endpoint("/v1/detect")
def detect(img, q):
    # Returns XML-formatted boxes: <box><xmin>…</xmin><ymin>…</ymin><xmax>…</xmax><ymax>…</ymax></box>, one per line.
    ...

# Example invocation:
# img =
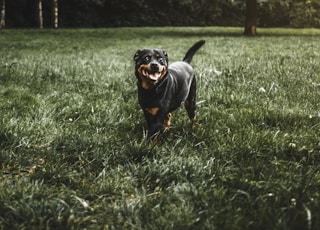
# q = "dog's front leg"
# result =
<box><xmin>144</xmin><ymin>110</ymin><xmax>165</xmax><ymax>143</ymax></box>
<box><xmin>148</xmin><ymin>125</ymin><xmax>162</xmax><ymax>143</ymax></box>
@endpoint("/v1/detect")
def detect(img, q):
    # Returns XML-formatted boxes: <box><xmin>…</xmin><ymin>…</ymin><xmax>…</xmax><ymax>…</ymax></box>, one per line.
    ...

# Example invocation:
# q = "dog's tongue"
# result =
<box><xmin>149</xmin><ymin>72</ymin><xmax>161</xmax><ymax>81</ymax></box>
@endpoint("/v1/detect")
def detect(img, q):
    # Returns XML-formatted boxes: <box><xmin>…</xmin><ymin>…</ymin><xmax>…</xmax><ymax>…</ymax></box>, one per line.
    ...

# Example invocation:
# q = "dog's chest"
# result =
<box><xmin>138</xmin><ymin>77</ymin><xmax>172</xmax><ymax>108</ymax></box>
<box><xmin>138</xmin><ymin>73</ymin><xmax>190</xmax><ymax>112</ymax></box>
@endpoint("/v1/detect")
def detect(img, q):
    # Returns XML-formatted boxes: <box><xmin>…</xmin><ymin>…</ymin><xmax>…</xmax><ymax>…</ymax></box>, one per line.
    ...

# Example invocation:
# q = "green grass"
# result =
<box><xmin>1</xmin><ymin>27</ymin><xmax>320</xmax><ymax>229</ymax></box>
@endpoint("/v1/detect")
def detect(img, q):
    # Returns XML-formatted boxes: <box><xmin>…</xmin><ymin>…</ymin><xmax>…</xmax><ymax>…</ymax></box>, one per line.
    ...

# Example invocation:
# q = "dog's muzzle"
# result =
<box><xmin>138</xmin><ymin>63</ymin><xmax>167</xmax><ymax>82</ymax></box>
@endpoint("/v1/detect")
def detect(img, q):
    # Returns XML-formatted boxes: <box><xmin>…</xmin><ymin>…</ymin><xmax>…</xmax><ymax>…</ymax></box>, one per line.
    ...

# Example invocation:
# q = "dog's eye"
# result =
<box><xmin>158</xmin><ymin>57</ymin><xmax>164</xmax><ymax>64</ymax></box>
<box><xmin>144</xmin><ymin>56</ymin><xmax>150</xmax><ymax>62</ymax></box>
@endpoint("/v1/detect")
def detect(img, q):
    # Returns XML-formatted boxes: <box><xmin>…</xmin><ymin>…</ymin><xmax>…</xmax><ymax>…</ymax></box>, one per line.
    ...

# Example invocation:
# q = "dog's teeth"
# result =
<box><xmin>144</xmin><ymin>70</ymin><xmax>149</xmax><ymax>76</ymax></box>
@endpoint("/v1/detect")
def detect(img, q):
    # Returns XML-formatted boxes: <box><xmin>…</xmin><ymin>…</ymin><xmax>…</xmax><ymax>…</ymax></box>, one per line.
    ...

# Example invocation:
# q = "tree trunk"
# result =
<box><xmin>38</xmin><ymin>0</ymin><xmax>43</xmax><ymax>29</ymax></box>
<box><xmin>0</xmin><ymin>0</ymin><xmax>5</xmax><ymax>28</ymax></box>
<box><xmin>52</xmin><ymin>0</ymin><xmax>58</xmax><ymax>28</ymax></box>
<box><xmin>244</xmin><ymin>0</ymin><xmax>257</xmax><ymax>36</ymax></box>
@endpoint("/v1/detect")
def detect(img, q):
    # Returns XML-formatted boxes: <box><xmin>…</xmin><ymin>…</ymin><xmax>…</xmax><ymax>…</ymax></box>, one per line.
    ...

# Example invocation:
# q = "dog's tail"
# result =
<box><xmin>183</xmin><ymin>40</ymin><xmax>205</xmax><ymax>64</ymax></box>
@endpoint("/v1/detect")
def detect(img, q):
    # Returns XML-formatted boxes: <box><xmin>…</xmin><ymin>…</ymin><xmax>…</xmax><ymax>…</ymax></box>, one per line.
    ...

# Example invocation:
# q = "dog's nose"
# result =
<box><xmin>151</xmin><ymin>63</ymin><xmax>158</xmax><ymax>70</ymax></box>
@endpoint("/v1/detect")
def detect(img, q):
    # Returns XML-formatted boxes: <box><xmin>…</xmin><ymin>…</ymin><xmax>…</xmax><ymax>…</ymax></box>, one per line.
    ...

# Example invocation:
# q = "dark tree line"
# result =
<box><xmin>1</xmin><ymin>0</ymin><xmax>320</xmax><ymax>29</ymax></box>
<box><xmin>244</xmin><ymin>0</ymin><xmax>257</xmax><ymax>35</ymax></box>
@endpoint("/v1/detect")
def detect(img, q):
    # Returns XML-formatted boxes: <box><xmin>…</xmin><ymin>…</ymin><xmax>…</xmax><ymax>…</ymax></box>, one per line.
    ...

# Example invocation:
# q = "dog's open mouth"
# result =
<box><xmin>139</xmin><ymin>65</ymin><xmax>166</xmax><ymax>82</ymax></box>
<box><xmin>142</xmin><ymin>69</ymin><xmax>162</xmax><ymax>81</ymax></box>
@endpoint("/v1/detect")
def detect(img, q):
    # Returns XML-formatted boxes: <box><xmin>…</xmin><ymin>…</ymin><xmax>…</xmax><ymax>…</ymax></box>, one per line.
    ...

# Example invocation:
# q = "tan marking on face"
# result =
<box><xmin>137</xmin><ymin>64</ymin><xmax>149</xmax><ymax>77</ymax></box>
<box><xmin>145</xmin><ymin>107</ymin><xmax>159</xmax><ymax>116</ymax></box>
<box><xmin>137</xmin><ymin>63</ymin><xmax>167</xmax><ymax>89</ymax></box>
<box><xmin>158</xmin><ymin>66</ymin><xmax>167</xmax><ymax>81</ymax></box>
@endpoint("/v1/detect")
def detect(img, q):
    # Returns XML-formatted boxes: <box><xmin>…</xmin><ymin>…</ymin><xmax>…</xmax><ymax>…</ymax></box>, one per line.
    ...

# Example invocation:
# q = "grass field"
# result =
<box><xmin>1</xmin><ymin>27</ymin><xmax>320</xmax><ymax>229</ymax></box>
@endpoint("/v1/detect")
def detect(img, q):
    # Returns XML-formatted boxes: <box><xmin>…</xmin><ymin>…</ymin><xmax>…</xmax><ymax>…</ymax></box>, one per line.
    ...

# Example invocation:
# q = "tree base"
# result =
<box><xmin>244</xmin><ymin>25</ymin><xmax>257</xmax><ymax>36</ymax></box>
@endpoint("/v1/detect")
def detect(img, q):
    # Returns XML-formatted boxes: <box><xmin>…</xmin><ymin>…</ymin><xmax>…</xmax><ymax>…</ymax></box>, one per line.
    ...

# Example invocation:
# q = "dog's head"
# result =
<box><xmin>134</xmin><ymin>49</ymin><xmax>168</xmax><ymax>90</ymax></box>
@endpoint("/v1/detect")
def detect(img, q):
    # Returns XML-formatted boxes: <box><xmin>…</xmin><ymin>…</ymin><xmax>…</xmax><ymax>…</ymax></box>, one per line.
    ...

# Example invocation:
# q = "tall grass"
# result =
<box><xmin>1</xmin><ymin>27</ymin><xmax>320</xmax><ymax>229</ymax></box>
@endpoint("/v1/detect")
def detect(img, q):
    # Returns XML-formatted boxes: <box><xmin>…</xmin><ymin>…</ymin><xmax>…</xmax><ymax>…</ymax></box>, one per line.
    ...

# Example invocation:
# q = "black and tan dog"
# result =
<box><xmin>134</xmin><ymin>40</ymin><xmax>205</xmax><ymax>142</ymax></box>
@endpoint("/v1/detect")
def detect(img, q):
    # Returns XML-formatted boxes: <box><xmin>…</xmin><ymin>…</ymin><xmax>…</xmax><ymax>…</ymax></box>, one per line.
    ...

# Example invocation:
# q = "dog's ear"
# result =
<box><xmin>162</xmin><ymin>50</ymin><xmax>168</xmax><ymax>63</ymax></box>
<box><xmin>134</xmin><ymin>50</ymin><xmax>142</xmax><ymax>62</ymax></box>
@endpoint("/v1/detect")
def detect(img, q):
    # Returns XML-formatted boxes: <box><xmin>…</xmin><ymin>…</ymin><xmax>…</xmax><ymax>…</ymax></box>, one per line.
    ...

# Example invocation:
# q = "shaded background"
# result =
<box><xmin>3</xmin><ymin>0</ymin><xmax>320</xmax><ymax>28</ymax></box>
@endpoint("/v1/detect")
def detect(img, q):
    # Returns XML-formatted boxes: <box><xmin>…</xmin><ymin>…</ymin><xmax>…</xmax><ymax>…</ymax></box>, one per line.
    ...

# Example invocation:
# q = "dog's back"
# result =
<box><xmin>166</xmin><ymin>61</ymin><xmax>194</xmax><ymax>111</ymax></box>
<box><xmin>166</xmin><ymin>39</ymin><xmax>205</xmax><ymax>111</ymax></box>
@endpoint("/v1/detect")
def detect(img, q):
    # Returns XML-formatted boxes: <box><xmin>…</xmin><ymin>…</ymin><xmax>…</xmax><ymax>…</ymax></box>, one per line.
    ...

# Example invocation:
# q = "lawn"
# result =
<box><xmin>0</xmin><ymin>27</ymin><xmax>320</xmax><ymax>229</ymax></box>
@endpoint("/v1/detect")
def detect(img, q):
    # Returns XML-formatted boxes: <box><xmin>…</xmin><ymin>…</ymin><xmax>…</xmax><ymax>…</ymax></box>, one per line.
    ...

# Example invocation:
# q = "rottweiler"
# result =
<box><xmin>133</xmin><ymin>40</ymin><xmax>205</xmax><ymax>142</ymax></box>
